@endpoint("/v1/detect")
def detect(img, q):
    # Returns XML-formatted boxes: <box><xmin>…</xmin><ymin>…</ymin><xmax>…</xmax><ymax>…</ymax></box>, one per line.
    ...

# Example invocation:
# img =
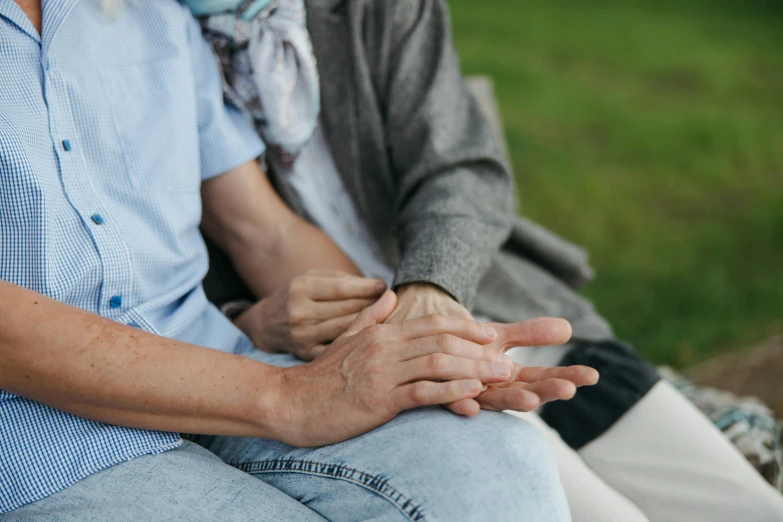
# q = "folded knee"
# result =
<box><xmin>466</xmin><ymin>411</ymin><xmax>565</xmax><ymax>495</ymax></box>
<box><xmin>381</xmin><ymin>408</ymin><xmax>569</xmax><ymax>521</ymax></box>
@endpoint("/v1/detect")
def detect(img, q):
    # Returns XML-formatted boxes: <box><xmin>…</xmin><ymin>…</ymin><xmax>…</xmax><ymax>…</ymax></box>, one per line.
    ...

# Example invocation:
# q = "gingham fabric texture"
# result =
<box><xmin>0</xmin><ymin>0</ymin><xmax>264</xmax><ymax>513</ymax></box>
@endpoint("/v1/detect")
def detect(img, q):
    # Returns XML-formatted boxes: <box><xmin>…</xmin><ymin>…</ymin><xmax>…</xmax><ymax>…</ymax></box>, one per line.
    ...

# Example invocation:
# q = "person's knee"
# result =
<box><xmin>383</xmin><ymin>407</ymin><xmax>570</xmax><ymax>521</ymax></box>
<box><xmin>233</xmin><ymin>407</ymin><xmax>569</xmax><ymax>521</ymax></box>
<box><xmin>461</xmin><ymin>411</ymin><xmax>567</xmax><ymax>502</ymax></box>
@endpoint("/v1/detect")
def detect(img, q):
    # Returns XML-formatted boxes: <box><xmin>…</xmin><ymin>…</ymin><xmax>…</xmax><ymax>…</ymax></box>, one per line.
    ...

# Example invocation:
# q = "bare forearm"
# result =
<box><xmin>0</xmin><ymin>280</ymin><xmax>283</xmax><ymax>438</ymax></box>
<box><xmin>201</xmin><ymin>161</ymin><xmax>359</xmax><ymax>298</ymax></box>
<box><xmin>232</xmin><ymin>219</ymin><xmax>359</xmax><ymax>297</ymax></box>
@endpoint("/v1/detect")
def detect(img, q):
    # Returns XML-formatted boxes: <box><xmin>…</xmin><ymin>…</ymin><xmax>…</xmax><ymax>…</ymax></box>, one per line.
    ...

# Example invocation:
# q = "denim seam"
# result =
<box><xmin>231</xmin><ymin>459</ymin><xmax>426</xmax><ymax>521</ymax></box>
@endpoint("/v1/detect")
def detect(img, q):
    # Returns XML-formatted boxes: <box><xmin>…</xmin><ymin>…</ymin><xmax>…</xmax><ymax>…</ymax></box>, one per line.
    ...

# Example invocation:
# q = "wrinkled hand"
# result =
<box><xmin>384</xmin><ymin>283</ymin><xmax>598</xmax><ymax>415</ymax></box>
<box><xmin>448</xmin><ymin>319</ymin><xmax>599</xmax><ymax>416</ymax></box>
<box><xmin>236</xmin><ymin>270</ymin><xmax>386</xmax><ymax>360</ymax></box>
<box><xmin>384</xmin><ymin>283</ymin><xmax>473</xmax><ymax>323</ymax></box>
<box><xmin>273</xmin><ymin>292</ymin><xmax>518</xmax><ymax>447</ymax></box>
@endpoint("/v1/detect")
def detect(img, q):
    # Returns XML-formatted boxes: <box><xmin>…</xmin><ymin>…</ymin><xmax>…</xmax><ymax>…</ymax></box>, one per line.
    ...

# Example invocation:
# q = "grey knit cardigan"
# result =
<box><xmin>205</xmin><ymin>0</ymin><xmax>613</xmax><ymax>342</ymax></box>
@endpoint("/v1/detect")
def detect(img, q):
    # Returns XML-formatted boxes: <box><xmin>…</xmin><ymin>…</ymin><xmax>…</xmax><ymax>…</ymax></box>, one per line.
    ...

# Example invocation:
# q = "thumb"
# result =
<box><xmin>340</xmin><ymin>291</ymin><xmax>398</xmax><ymax>339</ymax></box>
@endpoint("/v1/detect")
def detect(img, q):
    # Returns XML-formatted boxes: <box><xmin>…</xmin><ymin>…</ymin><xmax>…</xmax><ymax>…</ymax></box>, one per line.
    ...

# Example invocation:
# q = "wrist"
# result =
<box><xmin>254</xmin><ymin>364</ymin><xmax>306</xmax><ymax>446</ymax></box>
<box><xmin>396</xmin><ymin>282</ymin><xmax>456</xmax><ymax>302</ymax></box>
<box><xmin>234</xmin><ymin>301</ymin><xmax>268</xmax><ymax>350</ymax></box>
<box><xmin>246</xmin><ymin>362</ymin><xmax>291</xmax><ymax>440</ymax></box>
<box><xmin>392</xmin><ymin>282</ymin><xmax>473</xmax><ymax>322</ymax></box>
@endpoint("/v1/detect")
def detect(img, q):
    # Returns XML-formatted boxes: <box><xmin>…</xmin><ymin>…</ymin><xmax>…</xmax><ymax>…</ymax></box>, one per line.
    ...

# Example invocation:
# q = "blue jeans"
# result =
<box><xmin>7</xmin><ymin>352</ymin><xmax>570</xmax><ymax>522</ymax></box>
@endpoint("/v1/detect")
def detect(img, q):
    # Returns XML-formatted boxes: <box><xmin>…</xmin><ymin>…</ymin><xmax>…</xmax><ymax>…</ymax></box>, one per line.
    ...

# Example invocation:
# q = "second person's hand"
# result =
<box><xmin>235</xmin><ymin>270</ymin><xmax>386</xmax><ymax>360</ymax></box>
<box><xmin>268</xmin><ymin>291</ymin><xmax>519</xmax><ymax>447</ymax></box>
<box><xmin>382</xmin><ymin>283</ymin><xmax>598</xmax><ymax>415</ymax></box>
<box><xmin>447</xmin><ymin>319</ymin><xmax>600</xmax><ymax>416</ymax></box>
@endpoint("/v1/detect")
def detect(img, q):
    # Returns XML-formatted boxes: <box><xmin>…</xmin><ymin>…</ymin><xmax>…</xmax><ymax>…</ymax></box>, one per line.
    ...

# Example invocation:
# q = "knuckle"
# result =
<box><xmin>425</xmin><ymin>314</ymin><xmax>446</xmax><ymax>329</ymax></box>
<box><xmin>410</xmin><ymin>382</ymin><xmax>431</xmax><ymax>404</ymax></box>
<box><xmin>438</xmin><ymin>334</ymin><xmax>459</xmax><ymax>354</ymax></box>
<box><xmin>286</xmin><ymin>302</ymin><xmax>309</xmax><ymax>323</ymax></box>
<box><xmin>290</xmin><ymin>277</ymin><xmax>307</xmax><ymax>293</ymax></box>
<box><xmin>428</xmin><ymin>353</ymin><xmax>450</xmax><ymax>372</ymax></box>
<box><xmin>298</xmin><ymin>347</ymin><xmax>315</xmax><ymax>361</ymax></box>
<box><xmin>288</xmin><ymin>307</ymin><xmax>306</xmax><ymax>324</ymax></box>
<box><xmin>333</xmin><ymin>280</ymin><xmax>350</xmax><ymax>298</ymax></box>
<box><xmin>364</xmin><ymin>324</ymin><xmax>384</xmax><ymax>340</ymax></box>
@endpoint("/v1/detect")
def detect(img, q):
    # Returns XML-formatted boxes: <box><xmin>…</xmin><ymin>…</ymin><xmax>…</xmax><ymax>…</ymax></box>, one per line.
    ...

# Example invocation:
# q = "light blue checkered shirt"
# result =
<box><xmin>0</xmin><ymin>0</ymin><xmax>265</xmax><ymax>513</ymax></box>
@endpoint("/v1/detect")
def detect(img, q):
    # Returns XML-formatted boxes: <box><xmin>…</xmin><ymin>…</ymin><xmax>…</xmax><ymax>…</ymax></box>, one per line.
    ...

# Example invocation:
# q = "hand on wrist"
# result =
<box><xmin>233</xmin><ymin>271</ymin><xmax>387</xmax><ymax>361</ymax></box>
<box><xmin>387</xmin><ymin>282</ymin><xmax>472</xmax><ymax>323</ymax></box>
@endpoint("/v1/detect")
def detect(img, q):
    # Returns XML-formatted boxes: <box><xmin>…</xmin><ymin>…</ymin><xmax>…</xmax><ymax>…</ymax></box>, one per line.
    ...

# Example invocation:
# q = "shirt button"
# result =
<box><xmin>91</xmin><ymin>214</ymin><xmax>105</xmax><ymax>225</ymax></box>
<box><xmin>110</xmin><ymin>295</ymin><xmax>123</xmax><ymax>309</ymax></box>
<box><xmin>62</xmin><ymin>140</ymin><xmax>72</xmax><ymax>151</ymax></box>
<box><xmin>44</xmin><ymin>59</ymin><xmax>51</xmax><ymax>71</ymax></box>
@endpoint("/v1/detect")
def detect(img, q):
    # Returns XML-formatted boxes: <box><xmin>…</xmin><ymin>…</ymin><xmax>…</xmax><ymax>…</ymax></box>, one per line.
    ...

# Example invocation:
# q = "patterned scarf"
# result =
<box><xmin>183</xmin><ymin>0</ymin><xmax>320</xmax><ymax>165</ymax></box>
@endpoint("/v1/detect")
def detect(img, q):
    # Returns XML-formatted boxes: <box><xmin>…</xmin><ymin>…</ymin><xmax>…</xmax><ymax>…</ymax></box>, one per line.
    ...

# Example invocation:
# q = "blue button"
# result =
<box><xmin>91</xmin><ymin>214</ymin><xmax>104</xmax><ymax>225</ymax></box>
<box><xmin>44</xmin><ymin>59</ymin><xmax>51</xmax><ymax>71</ymax></box>
<box><xmin>62</xmin><ymin>140</ymin><xmax>72</xmax><ymax>151</ymax></box>
<box><xmin>128</xmin><ymin>321</ymin><xmax>141</xmax><ymax>329</ymax></box>
<box><xmin>110</xmin><ymin>295</ymin><xmax>122</xmax><ymax>309</ymax></box>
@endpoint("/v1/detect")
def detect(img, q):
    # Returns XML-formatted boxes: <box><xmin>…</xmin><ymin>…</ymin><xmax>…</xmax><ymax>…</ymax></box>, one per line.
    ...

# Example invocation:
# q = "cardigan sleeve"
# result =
<box><xmin>374</xmin><ymin>0</ymin><xmax>515</xmax><ymax>309</ymax></box>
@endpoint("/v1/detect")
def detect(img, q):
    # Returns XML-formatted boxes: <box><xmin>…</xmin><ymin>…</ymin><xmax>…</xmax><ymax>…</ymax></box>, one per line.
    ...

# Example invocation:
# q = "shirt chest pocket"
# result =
<box><xmin>97</xmin><ymin>58</ymin><xmax>201</xmax><ymax>193</ymax></box>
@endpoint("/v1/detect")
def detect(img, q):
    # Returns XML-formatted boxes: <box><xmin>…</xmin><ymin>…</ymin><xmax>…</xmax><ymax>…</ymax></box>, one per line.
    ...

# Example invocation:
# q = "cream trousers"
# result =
<box><xmin>508</xmin><ymin>345</ymin><xmax>783</xmax><ymax>521</ymax></box>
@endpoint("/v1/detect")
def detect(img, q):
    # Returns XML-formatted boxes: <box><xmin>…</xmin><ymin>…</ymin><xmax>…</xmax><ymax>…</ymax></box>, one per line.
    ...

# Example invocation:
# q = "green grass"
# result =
<box><xmin>450</xmin><ymin>0</ymin><xmax>783</xmax><ymax>367</ymax></box>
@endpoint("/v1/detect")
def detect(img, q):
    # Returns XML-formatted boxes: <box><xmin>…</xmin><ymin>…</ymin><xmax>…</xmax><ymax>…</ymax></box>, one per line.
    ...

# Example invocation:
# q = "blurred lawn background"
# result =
<box><xmin>449</xmin><ymin>0</ymin><xmax>783</xmax><ymax>367</ymax></box>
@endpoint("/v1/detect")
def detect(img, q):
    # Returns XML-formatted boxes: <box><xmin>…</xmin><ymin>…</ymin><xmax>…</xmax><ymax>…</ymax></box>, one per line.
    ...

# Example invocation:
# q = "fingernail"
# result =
<box><xmin>463</xmin><ymin>380</ymin><xmax>481</xmax><ymax>393</ymax></box>
<box><xmin>482</xmin><ymin>325</ymin><xmax>497</xmax><ymax>338</ymax></box>
<box><xmin>492</xmin><ymin>362</ymin><xmax>510</xmax><ymax>376</ymax></box>
<box><xmin>501</xmin><ymin>354</ymin><xmax>514</xmax><ymax>367</ymax></box>
<box><xmin>376</xmin><ymin>282</ymin><xmax>386</xmax><ymax>293</ymax></box>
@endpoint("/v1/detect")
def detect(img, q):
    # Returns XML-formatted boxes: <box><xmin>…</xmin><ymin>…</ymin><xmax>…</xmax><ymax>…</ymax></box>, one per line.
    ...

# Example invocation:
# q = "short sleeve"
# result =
<box><xmin>184</xmin><ymin>11</ymin><xmax>265</xmax><ymax>181</ymax></box>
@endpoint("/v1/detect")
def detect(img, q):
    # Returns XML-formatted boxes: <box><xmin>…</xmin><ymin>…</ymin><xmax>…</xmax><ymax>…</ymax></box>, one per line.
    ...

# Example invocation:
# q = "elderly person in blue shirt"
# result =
<box><xmin>0</xmin><ymin>1</ymin><xmax>601</xmax><ymax>519</ymax></box>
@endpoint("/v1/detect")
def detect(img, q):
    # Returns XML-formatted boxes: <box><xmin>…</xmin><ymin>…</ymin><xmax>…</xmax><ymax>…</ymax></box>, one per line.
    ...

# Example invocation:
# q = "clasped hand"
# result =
<box><xmin>237</xmin><ymin>272</ymin><xmax>598</xmax><ymax>445</ymax></box>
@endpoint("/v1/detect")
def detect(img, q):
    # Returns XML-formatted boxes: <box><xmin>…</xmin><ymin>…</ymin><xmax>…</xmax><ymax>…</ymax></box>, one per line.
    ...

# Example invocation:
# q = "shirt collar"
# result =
<box><xmin>0</xmin><ymin>0</ymin><xmax>42</xmax><ymax>43</ymax></box>
<box><xmin>0</xmin><ymin>0</ymin><xmax>81</xmax><ymax>49</ymax></box>
<box><xmin>41</xmin><ymin>0</ymin><xmax>79</xmax><ymax>55</ymax></box>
